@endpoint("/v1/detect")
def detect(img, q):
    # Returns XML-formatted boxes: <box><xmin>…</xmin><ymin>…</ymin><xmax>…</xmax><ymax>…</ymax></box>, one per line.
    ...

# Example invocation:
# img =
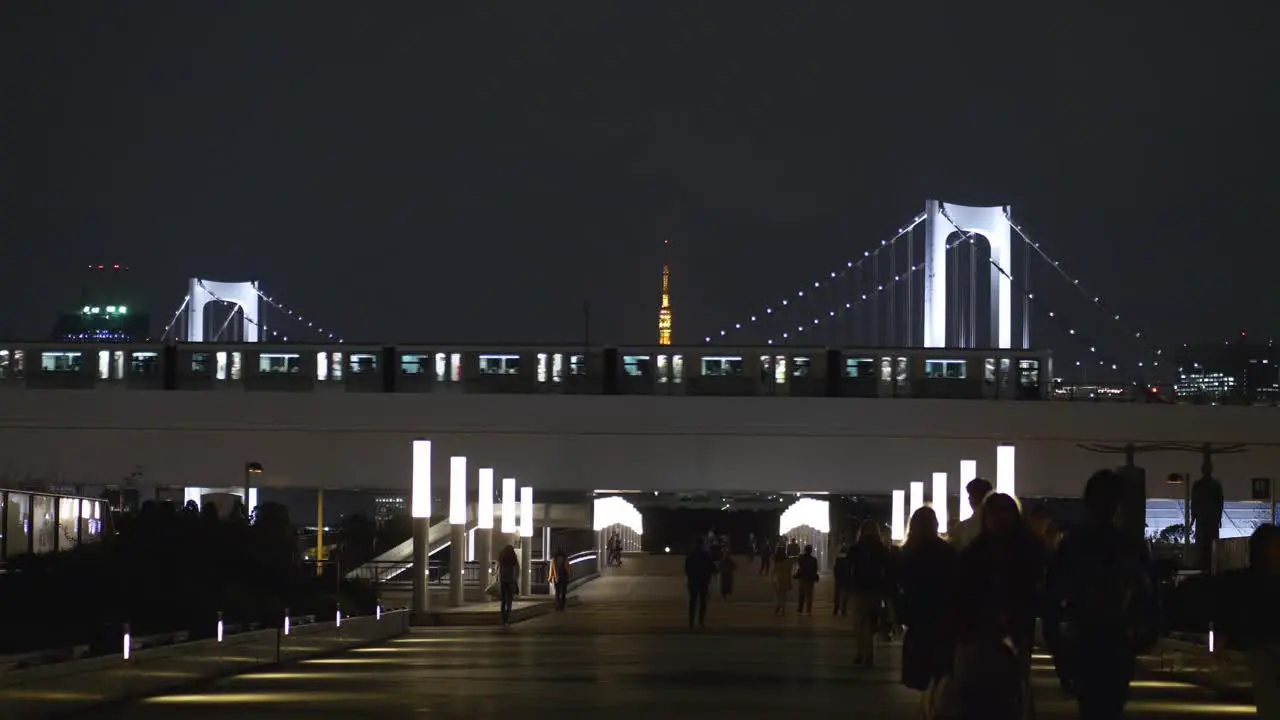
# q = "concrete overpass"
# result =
<box><xmin>1</xmin><ymin>387</ymin><xmax>1278</xmax><ymax>502</ymax></box>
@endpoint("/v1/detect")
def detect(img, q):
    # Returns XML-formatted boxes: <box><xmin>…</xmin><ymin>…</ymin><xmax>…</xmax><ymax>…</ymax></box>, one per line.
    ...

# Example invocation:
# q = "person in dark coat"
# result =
<box><xmin>684</xmin><ymin>536</ymin><xmax>715</xmax><ymax>628</ymax></box>
<box><xmin>849</xmin><ymin>520</ymin><xmax>893</xmax><ymax>666</ymax></box>
<box><xmin>899</xmin><ymin>506</ymin><xmax>957</xmax><ymax>701</ymax></box>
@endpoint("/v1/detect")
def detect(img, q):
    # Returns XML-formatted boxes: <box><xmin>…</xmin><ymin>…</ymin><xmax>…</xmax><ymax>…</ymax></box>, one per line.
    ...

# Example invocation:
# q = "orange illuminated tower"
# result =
<box><xmin>657</xmin><ymin>239</ymin><xmax>672</xmax><ymax>345</ymax></box>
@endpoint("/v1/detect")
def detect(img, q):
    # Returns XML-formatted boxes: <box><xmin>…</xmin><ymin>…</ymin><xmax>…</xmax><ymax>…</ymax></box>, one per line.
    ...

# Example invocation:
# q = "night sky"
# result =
<box><xmin>1</xmin><ymin>5</ymin><xmax>1275</xmax><ymax>374</ymax></box>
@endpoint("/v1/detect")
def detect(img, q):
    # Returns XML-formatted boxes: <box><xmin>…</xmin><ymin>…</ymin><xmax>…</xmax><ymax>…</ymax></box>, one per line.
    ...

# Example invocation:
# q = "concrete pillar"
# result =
<box><xmin>520</xmin><ymin>540</ymin><xmax>532</xmax><ymax>597</ymax></box>
<box><xmin>412</xmin><ymin>517</ymin><xmax>430</xmax><ymax>614</ymax></box>
<box><xmin>449</xmin><ymin>523</ymin><xmax>466</xmax><ymax>607</ymax></box>
<box><xmin>542</xmin><ymin>525</ymin><xmax>551</xmax><ymax>561</ymax></box>
<box><xmin>476</xmin><ymin>527</ymin><xmax>493</xmax><ymax>590</ymax></box>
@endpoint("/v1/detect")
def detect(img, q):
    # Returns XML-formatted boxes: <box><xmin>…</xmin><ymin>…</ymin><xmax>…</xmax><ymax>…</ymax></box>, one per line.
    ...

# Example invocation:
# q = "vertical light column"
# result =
<box><xmin>958</xmin><ymin>459</ymin><xmax>977</xmax><ymax>522</ymax></box>
<box><xmin>411</xmin><ymin>440</ymin><xmax>432</xmax><ymax>615</ymax></box>
<box><xmin>519</xmin><ymin>486</ymin><xmax>534</xmax><ymax>596</ymax></box>
<box><xmin>448</xmin><ymin>456</ymin><xmax>467</xmax><ymax>607</ymax></box>
<box><xmin>909</xmin><ymin>481</ymin><xmax>925</xmax><ymax>523</ymax></box>
<box><xmin>996</xmin><ymin>445</ymin><xmax>1016</xmax><ymax>498</ymax></box>
<box><xmin>891</xmin><ymin>489</ymin><xmax>906</xmax><ymax>543</ymax></box>
<box><xmin>501</xmin><ymin>478</ymin><xmax>518</xmax><ymax>535</ymax></box>
<box><xmin>476</xmin><ymin>468</ymin><xmax>494</xmax><ymax>590</ymax></box>
<box><xmin>931</xmin><ymin>472</ymin><xmax>949</xmax><ymax>531</ymax></box>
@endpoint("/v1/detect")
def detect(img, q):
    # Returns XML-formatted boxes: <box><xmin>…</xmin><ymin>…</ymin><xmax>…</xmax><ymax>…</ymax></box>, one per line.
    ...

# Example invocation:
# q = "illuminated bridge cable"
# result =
<box><xmin>765</xmin><ymin>231</ymin><xmax>972</xmax><ymax>345</ymax></box>
<box><xmin>937</xmin><ymin>208</ymin><xmax>1164</xmax><ymax>384</ymax></box>
<box><xmin>705</xmin><ymin>212</ymin><xmax>926</xmax><ymax>344</ymax></box>
<box><xmin>1003</xmin><ymin>215</ymin><xmax>1156</xmax><ymax>348</ymax></box>
<box><xmin>160</xmin><ymin>294</ymin><xmax>191</xmax><ymax>342</ymax></box>
<box><xmin>255</xmin><ymin>288</ymin><xmax>344</xmax><ymax>343</ymax></box>
<box><xmin>994</xmin><ymin>211</ymin><xmax>1170</xmax><ymax>375</ymax></box>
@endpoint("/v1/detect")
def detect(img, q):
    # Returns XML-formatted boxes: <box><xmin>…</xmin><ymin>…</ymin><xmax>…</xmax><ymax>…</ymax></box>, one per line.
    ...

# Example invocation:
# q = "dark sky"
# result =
<box><xmin>1</xmin><ymin>4</ymin><xmax>1276</xmax><ymax>374</ymax></box>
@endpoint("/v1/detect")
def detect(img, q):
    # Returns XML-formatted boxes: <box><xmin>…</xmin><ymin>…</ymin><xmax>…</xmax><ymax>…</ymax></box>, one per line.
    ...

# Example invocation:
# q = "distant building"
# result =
<box><xmin>50</xmin><ymin>264</ymin><xmax>150</xmax><ymax>342</ymax></box>
<box><xmin>1175</xmin><ymin>334</ymin><xmax>1278</xmax><ymax>405</ymax></box>
<box><xmin>657</xmin><ymin>240</ymin><xmax>673</xmax><ymax>346</ymax></box>
<box><xmin>373</xmin><ymin>494</ymin><xmax>407</xmax><ymax>525</ymax></box>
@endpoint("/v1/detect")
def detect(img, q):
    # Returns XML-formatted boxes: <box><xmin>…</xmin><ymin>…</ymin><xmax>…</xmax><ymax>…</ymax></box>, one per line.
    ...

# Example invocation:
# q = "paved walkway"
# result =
<box><xmin>97</xmin><ymin>554</ymin><xmax>1256</xmax><ymax>718</ymax></box>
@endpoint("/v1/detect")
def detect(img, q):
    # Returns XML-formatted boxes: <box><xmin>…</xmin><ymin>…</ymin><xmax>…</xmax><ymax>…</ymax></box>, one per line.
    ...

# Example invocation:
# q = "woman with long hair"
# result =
<box><xmin>900</xmin><ymin>506</ymin><xmax>956</xmax><ymax>712</ymax></box>
<box><xmin>946</xmin><ymin>492</ymin><xmax>1040</xmax><ymax>719</ymax></box>
<box><xmin>850</xmin><ymin>519</ymin><xmax>892</xmax><ymax>666</ymax></box>
<box><xmin>496</xmin><ymin>544</ymin><xmax>520</xmax><ymax>626</ymax></box>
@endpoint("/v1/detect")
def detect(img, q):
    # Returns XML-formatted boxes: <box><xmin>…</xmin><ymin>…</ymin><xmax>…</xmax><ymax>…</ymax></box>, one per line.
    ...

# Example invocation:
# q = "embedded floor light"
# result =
<box><xmin>519</xmin><ymin>486</ymin><xmax>534</xmax><ymax>538</ymax></box>
<box><xmin>411</xmin><ymin>440</ymin><xmax>431</xmax><ymax>519</ymax></box>
<box><xmin>478</xmin><ymin>468</ymin><xmax>495</xmax><ymax>529</ymax></box>
<box><xmin>592</xmin><ymin>496</ymin><xmax>644</xmax><ymax>534</ymax></box>
<box><xmin>502</xmin><ymin>478</ymin><xmax>518</xmax><ymax>534</ymax></box>
<box><xmin>932</xmin><ymin>472</ymin><xmax>949</xmax><ymax>531</ymax></box>
<box><xmin>123</xmin><ymin>624</ymin><xmax>131</xmax><ymax>660</ymax></box>
<box><xmin>996</xmin><ymin>445</ymin><xmax>1016</xmax><ymax>498</ymax></box>
<box><xmin>778</xmin><ymin>497</ymin><xmax>830</xmax><ymax>536</ymax></box>
<box><xmin>959</xmin><ymin>459</ymin><xmax>978</xmax><ymax>522</ymax></box>
<box><xmin>909</xmin><ymin>481</ymin><xmax>925</xmax><ymax>522</ymax></box>
<box><xmin>449</xmin><ymin>457</ymin><xmax>467</xmax><ymax>525</ymax></box>
<box><xmin>891</xmin><ymin>490</ymin><xmax>906</xmax><ymax>543</ymax></box>
<box><xmin>216</xmin><ymin>612</ymin><xmax>224</xmax><ymax>642</ymax></box>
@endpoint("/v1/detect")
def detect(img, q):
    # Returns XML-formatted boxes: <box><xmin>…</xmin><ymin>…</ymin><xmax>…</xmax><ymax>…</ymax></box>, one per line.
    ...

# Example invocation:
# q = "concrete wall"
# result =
<box><xmin>1</xmin><ymin>390</ymin><xmax>1278</xmax><ymax>499</ymax></box>
<box><xmin>0</xmin><ymin>610</ymin><xmax>410</xmax><ymax>716</ymax></box>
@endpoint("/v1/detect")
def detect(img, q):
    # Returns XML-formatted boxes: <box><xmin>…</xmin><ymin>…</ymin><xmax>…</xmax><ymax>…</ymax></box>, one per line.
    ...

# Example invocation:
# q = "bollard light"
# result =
<box><xmin>891</xmin><ymin>490</ymin><xmax>906</xmax><ymax>543</ymax></box>
<box><xmin>123</xmin><ymin>623</ymin><xmax>131</xmax><ymax>660</ymax></box>
<box><xmin>996</xmin><ymin>444</ymin><xmax>1016</xmax><ymax>497</ymax></box>
<box><xmin>283</xmin><ymin>609</ymin><xmax>291</xmax><ymax>636</ymax></box>
<box><xmin>449</xmin><ymin>456</ymin><xmax>467</xmax><ymax>525</ymax></box>
<box><xmin>501</xmin><ymin>478</ymin><xmax>518</xmax><ymax>533</ymax></box>
<box><xmin>478</xmin><ymin>468</ymin><xmax>494</xmax><ymax>529</ymax></box>
<box><xmin>932</xmin><ymin>472</ymin><xmax>949</xmax><ymax>531</ymax></box>
<box><xmin>411</xmin><ymin>440</ymin><xmax>432</xmax><ymax>519</ymax></box>
<box><xmin>216</xmin><ymin>611</ymin><xmax>224</xmax><ymax>643</ymax></box>
<box><xmin>336</xmin><ymin>606</ymin><xmax>342</xmax><ymax>628</ymax></box>
<box><xmin>519</xmin><ymin>486</ymin><xmax>534</xmax><ymax>538</ymax></box>
<box><xmin>909</xmin><ymin>481</ymin><xmax>925</xmax><ymax>521</ymax></box>
<box><xmin>376</xmin><ymin>605</ymin><xmax>382</xmax><ymax>621</ymax></box>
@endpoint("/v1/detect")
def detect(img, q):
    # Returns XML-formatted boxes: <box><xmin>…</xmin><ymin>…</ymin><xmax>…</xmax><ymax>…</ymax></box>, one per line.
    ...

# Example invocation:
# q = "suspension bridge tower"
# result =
<box><xmin>657</xmin><ymin>239</ymin><xmax>673</xmax><ymax>345</ymax></box>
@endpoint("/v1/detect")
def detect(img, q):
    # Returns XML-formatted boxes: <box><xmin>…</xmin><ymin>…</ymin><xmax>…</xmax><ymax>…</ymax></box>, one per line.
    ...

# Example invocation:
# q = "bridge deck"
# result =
<box><xmin>97</xmin><ymin>554</ymin><xmax>1253</xmax><ymax>718</ymax></box>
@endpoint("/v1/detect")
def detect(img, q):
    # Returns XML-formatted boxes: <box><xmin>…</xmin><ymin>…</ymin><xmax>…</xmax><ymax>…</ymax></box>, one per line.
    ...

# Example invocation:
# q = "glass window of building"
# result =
<box><xmin>700</xmin><ymin>356</ymin><xmax>743</xmax><ymax>377</ymax></box>
<box><xmin>844</xmin><ymin>358</ymin><xmax>875</xmax><ymax>378</ymax></box>
<box><xmin>622</xmin><ymin>355</ymin><xmax>651</xmax><ymax>377</ymax></box>
<box><xmin>130</xmin><ymin>351</ymin><xmax>159</xmax><ymax>376</ymax></box>
<box><xmin>316</xmin><ymin>352</ymin><xmax>329</xmax><ymax>380</ymax></box>
<box><xmin>569</xmin><ymin>354</ymin><xmax>586</xmax><ymax>376</ymax></box>
<box><xmin>41</xmin><ymin>351</ymin><xmax>83</xmax><ymax>373</ymax></box>
<box><xmin>31</xmin><ymin>494</ymin><xmax>56</xmax><ymax>554</ymax></box>
<box><xmin>97</xmin><ymin>350</ymin><xmax>111</xmax><ymax>379</ymax></box>
<box><xmin>259</xmin><ymin>353</ymin><xmax>301</xmax><ymax>374</ymax></box>
<box><xmin>5</xmin><ymin>492</ymin><xmax>29</xmax><ymax>557</ymax></box>
<box><xmin>478</xmin><ymin>354</ymin><xmax>520</xmax><ymax>375</ymax></box>
<box><xmin>58</xmin><ymin>497</ymin><xmax>79</xmax><ymax>550</ymax></box>
<box><xmin>793</xmin><ymin>356</ymin><xmax>811</xmax><ymax>378</ymax></box>
<box><xmin>191</xmin><ymin>352</ymin><xmax>212</xmax><ymax>374</ymax></box>
<box><xmin>1018</xmin><ymin>359</ymin><xmax>1040</xmax><ymax>387</ymax></box>
<box><xmin>330</xmin><ymin>352</ymin><xmax>344</xmax><ymax>380</ymax></box>
<box><xmin>924</xmin><ymin>359</ymin><xmax>967</xmax><ymax>379</ymax></box>
<box><xmin>349</xmin><ymin>353</ymin><xmax>378</xmax><ymax>374</ymax></box>
<box><xmin>400</xmin><ymin>353</ymin><xmax>428</xmax><ymax>375</ymax></box>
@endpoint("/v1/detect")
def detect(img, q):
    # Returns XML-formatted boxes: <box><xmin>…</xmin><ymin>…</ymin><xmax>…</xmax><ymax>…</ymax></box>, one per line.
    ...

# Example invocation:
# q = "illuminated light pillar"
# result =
<box><xmin>958</xmin><ymin>459</ymin><xmax>978</xmax><ymax>522</ymax></box>
<box><xmin>501</xmin><ymin>477</ymin><xmax>518</xmax><ymax>553</ymax></box>
<box><xmin>891</xmin><ymin>489</ymin><xmax>906</xmax><ymax>544</ymax></box>
<box><xmin>477</xmin><ymin>469</ymin><xmax>495</xmax><ymax>591</ymax></box>
<box><xmin>931</xmin><ymin>472</ymin><xmax>949</xmax><ymax>531</ymax></box>
<box><xmin>909</xmin><ymin>481</ymin><xmax>925</xmax><ymax>524</ymax></box>
<box><xmin>410</xmin><ymin>440</ymin><xmax>432</xmax><ymax>616</ymax></box>
<box><xmin>449</xmin><ymin>456</ymin><xmax>467</xmax><ymax>607</ymax></box>
<box><xmin>996</xmin><ymin>445</ymin><xmax>1016</xmax><ymax>498</ymax></box>
<box><xmin>519</xmin><ymin>486</ymin><xmax>534</xmax><ymax>597</ymax></box>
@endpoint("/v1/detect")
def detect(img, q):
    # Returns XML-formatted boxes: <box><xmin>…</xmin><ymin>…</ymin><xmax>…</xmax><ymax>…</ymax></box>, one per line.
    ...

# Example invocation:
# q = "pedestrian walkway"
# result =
<box><xmin>94</xmin><ymin>552</ymin><xmax>1258</xmax><ymax>718</ymax></box>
